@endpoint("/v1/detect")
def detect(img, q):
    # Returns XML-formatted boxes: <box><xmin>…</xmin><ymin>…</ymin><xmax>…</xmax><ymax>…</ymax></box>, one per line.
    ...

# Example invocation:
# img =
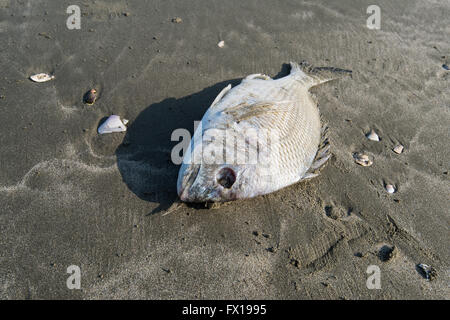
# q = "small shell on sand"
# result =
<box><xmin>217</xmin><ymin>40</ymin><xmax>225</xmax><ymax>48</ymax></box>
<box><xmin>171</xmin><ymin>17</ymin><xmax>182</xmax><ymax>23</ymax></box>
<box><xmin>366</xmin><ymin>129</ymin><xmax>380</xmax><ymax>141</ymax></box>
<box><xmin>30</xmin><ymin>73</ymin><xmax>55</xmax><ymax>82</ymax></box>
<box><xmin>98</xmin><ymin>115</ymin><xmax>128</xmax><ymax>134</ymax></box>
<box><xmin>393</xmin><ymin>144</ymin><xmax>404</xmax><ymax>154</ymax></box>
<box><xmin>417</xmin><ymin>263</ymin><xmax>437</xmax><ymax>281</ymax></box>
<box><xmin>84</xmin><ymin>89</ymin><xmax>97</xmax><ymax>105</ymax></box>
<box><xmin>385</xmin><ymin>184</ymin><xmax>396</xmax><ymax>193</ymax></box>
<box><xmin>353</xmin><ymin>153</ymin><xmax>373</xmax><ymax>166</ymax></box>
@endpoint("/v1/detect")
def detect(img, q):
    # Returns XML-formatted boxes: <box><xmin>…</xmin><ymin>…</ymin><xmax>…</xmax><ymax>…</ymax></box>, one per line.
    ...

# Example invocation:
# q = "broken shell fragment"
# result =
<box><xmin>393</xmin><ymin>144</ymin><xmax>404</xmax><ymax>154</ymax></box>
<box><xmin>353</xmin><ymin>153</ymin><xmax>373</xmax><ymax>167</ymax></box>
<box><xmin>417</xmin><ymin>263</ymin><xmax>437</xmax><ymax>281</ymax></box>
<box><xmin>385</xmin><ymin>184</ymin><xmax>396</xmax><ymax>194</ymax></box>
<box><xmin>84</xmin><ymin>89</ymin><xmax>97</xmax><ymax>105</ymax></box>
<box><xmin>217</xmin><ymin>40</ymin><xmax>225</xmax><ymax>48</ymax></box>
<box><xmin>366</xmin><ymin>129</ymin><xmax>380</xmax><ymax>141</ymax></box>
<box><xmin>98</xmin><ymin>115</ymin><xmax>128</xmax><ymax>134</ymax></box>
<box><xmin>30</xmin><ymin>73</ymin><xmax>55</xmax><ymax>82</ymax></box>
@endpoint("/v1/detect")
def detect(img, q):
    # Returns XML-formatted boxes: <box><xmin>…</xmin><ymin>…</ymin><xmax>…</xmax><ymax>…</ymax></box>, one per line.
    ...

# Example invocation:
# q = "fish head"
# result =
<box><xmin>177</xmin><ymin>162</ymin><xmax>245</xmax><ymax>202</ymax></box>
<box><xmin>177</xmin><ymin>140</ymin><xmax>265</xmax><ymax>202</ymax></box>
<box><xmin>177</xmin><ymin>121</ymin><xmax>276</xmax><ymax>202</ymax></box>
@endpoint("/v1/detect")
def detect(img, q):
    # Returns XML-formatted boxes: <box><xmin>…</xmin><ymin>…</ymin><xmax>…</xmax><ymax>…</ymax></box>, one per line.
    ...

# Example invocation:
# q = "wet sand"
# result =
<box><xmin>0</xmin><ymin>0</ymin><xmax>449</xmax><ymax>299</ymax></box>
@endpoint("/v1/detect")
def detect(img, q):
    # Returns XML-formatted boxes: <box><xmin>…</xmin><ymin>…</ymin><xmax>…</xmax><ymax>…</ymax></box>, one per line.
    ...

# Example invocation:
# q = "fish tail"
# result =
<box><xmin>289</xmin><ymin>61</ymin><xmax>352</xmax><ymax>89</ymax></box>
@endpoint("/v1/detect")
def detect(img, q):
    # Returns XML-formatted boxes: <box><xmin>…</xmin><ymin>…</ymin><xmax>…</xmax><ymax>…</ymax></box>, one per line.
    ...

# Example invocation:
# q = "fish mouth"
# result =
<box><xmin>178</xmin><ymin>189</ymin><xmax>190</xmax><ymax>202</ymax></box>
<box><xmin>179</xmin><ymin>184</ymin><xmax>217</xmax><ymax>203</ymax></box>
<box><xmin>180</xmin><ymin>191</ymin><xmax>220</xmax><ymax>203</ymax></box>
<box><xmin>179</xmin><ymin>184</ymin><xmax>236</xmax><ymax>203</ymax></box>
<box><xmin>177</xmin><ymin>164</ymin><xmax>200</xmax><ymax>202</ymax></box>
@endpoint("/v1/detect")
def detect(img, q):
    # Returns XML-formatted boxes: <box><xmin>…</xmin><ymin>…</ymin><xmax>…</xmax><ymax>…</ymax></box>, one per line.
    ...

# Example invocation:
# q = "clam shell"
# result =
<box><xmin>366</xmin><ymin>129</ymin><xmax>380</xmax><ymax>141</ymax></box>
<box><xmin>84</xmin><ymin>89</ymin><xmax>97</xmax><ymax>105</ymax></box>
<box><xmin>385</xmin><ymin>184</ymin><xmax>396</xmax><ymax>193</ymax></box>
<box><xmin>217</xmin><ymin>40</ymin><xmax>225</xmax><ymax>48</ymax></box>
<box><xmin>417</xmin><ymin>263</ymin><xmax>437</xmax><ymax>281</ymax></box>
<box><xmin>353</xmin><ymin>153</ymin><xmax>373</xmax><ymax>166</ymax></box>
<box><xmin>393</xmin><ymin>144</ymin><xmax>404</xmax><ymax>154</ymax></box>
<box><xmin>30</xmin><ymin>73</ymin><xmax>55</xmax><ymax>82</ymax></box>
<box><xmin>98</xmin><ymin>115</ymin><xmax>127</xmax><ymax>134</ymax></box>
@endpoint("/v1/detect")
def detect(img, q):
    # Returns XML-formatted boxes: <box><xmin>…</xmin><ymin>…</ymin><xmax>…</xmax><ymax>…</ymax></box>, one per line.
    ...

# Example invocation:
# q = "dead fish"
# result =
<box><xmin>84</xmin><ymin>89</ymin><xmax>97</xmax><ymax>105</ymax></box>
<box><xmin>30</xmin><ymin>73</ymin><xmax>55</xmax><ymax>82</ymax></box>
<box><xmin>177</xmin><ymin>62</ymin><xmax>350</xmax><ymax>202</ymax></box>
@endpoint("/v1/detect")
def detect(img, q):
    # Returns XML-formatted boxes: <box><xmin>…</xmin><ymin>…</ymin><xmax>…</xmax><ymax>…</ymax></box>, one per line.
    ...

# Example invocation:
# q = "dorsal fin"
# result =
<box><xmin>210</xmin><ymin>84</ymin><xmax>232</xmax><ymax>108</ymax></box>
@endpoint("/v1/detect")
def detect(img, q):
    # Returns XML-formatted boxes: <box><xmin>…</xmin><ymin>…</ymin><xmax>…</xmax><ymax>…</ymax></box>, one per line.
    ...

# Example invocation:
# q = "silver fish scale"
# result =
<box><xmin>227</xmin><ymin>77</ymin><xmax>320</xmax><ymax>183</ymax></box>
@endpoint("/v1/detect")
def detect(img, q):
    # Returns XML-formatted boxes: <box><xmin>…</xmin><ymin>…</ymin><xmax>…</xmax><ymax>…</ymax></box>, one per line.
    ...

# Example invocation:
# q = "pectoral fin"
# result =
<box><xmin>301</xmin><ymin>124</ymin><xmax>331</xmax><ymax>179</ymax></box>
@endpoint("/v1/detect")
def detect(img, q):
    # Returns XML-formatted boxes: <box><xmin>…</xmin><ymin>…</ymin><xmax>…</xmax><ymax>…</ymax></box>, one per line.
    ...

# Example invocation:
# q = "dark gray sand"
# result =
<box><xmin>0</xmin><ymin>0</ymin><xmax>449</xmax><ymax>299</ymax></box>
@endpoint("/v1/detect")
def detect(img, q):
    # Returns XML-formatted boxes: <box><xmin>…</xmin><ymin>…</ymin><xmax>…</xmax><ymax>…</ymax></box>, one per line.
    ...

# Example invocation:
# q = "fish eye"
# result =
<box><xmin>216</xmin><ymin>167</ymin><xmax>236</xmax><ymax>189</ymax></box>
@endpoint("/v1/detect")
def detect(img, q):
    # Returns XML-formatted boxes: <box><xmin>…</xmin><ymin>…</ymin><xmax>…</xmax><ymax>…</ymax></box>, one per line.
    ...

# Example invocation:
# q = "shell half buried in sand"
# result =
<box><xmin>30</xmin><ymin>73</ymin><xmax>55</xmax><ymax>82</ymax></box>
<box><xmin>417</xmin><ymin>263</ymin><xmax>437</xmax><ymax>281</ymax></box>
<box><xmin>98</xmin><ymin>115</ymin><xmax>128</xmax><ymax>134</ymax></box>
<box><xmin>393</xmin><ymin>144</ymin><xmax>404</xmax><ymax>154</ymax></box>
<box><xmin>385</xmin><ymin>184</ymin><xmax>396</xmax><ymax>193</ymax></box>
<box><xmin>84</xmin><ymin>89</ymin><xmax>98</xmax><ymax>105</ymax></box>
<box><xmin>353</xmin><ymin>153</ymin><xmax>373</xmax><ymax>167</ymax></box>
<box><xmin>366</xmin><ymin>129</ymin><xmax>380</xmax><ymax>141</ymax></box>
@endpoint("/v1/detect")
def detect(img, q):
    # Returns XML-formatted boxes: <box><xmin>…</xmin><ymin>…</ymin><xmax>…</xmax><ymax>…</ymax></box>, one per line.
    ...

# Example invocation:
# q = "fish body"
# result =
<box><xmin>177</xmin><ymin>62</ymin><xmax>333</xmax><ymax>202</ymax></box>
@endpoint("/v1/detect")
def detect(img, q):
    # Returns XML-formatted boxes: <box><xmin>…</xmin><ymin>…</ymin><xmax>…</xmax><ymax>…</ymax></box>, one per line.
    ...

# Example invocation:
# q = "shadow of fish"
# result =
<box><xmin>177</xmin><ymin>61</ymin><xmax>351</xmax><ymax>202</ymax></box>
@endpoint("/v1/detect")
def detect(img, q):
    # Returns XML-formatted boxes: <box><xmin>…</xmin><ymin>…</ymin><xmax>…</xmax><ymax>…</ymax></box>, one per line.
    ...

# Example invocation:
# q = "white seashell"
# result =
<box><xmin>98</xmin><ymin>115</ymin><xmax>127</xmax><ymax>134</ymax></box>
<box><xmin>217</xmin><ymin>40</ymin><xmax>225</xmax><ymax>48</ymax></box>
<box><xmin>393</xmin><ymin>144</ymin><xmax>404</xmax><ymax>154</ymax></box>
<box><xmin>417</xmin><ymin>263</ymin><xmax>436</xmax><ymax>281</ymax></box>
<box><xmin>353</xmin><ymin>153</ymin><xmax>373</xmax><ymax>166</ymax></box>
<box><xmin>385</xmin><ymin>184</ymin><xmax>396</xmax><ymax>193</ymax></box>
<box><xmin>366</xmin><ymin>129</ymin><xmax>380</xmax><ymax>141</ymax></box>
<box><xmin>30</xmin><ymin>73</ymin><xmax>55</xmax><ymax>82</ymax></box>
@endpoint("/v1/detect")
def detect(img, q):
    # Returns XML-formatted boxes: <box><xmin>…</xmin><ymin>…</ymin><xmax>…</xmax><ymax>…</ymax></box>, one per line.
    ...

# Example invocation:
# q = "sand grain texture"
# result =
<box><xmin>0</xmin><ymin>0</ymin><xmax>449</xmax><ymax>299</ymax></box>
